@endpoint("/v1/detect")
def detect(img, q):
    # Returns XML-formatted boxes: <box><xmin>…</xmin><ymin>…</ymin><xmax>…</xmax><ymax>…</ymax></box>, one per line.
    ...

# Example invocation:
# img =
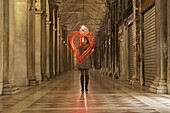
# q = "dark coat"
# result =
<box><xmin>77</xmin><ymin>44</ymin><xmax>94</xmax><ymax>69</ymax></box>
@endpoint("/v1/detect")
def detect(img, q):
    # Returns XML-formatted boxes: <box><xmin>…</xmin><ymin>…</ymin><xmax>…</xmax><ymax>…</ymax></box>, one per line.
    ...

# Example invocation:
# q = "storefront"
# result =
<box><xmin>143</xmin><ymin>5</ymin><xmax>156</xmax><ymax>87</ymax></box>
<box><xmin>128</xmin><ymin>22</ymin><xmax>134</xmax><ymax>80</ymax></box>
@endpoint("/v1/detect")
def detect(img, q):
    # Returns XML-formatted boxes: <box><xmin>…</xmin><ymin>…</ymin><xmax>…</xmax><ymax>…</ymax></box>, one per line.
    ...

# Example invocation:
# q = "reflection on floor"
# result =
<box><xmin>0</xmin><ymin>70</ymin><xmax>170</xmax><ymax>113</ymax></box>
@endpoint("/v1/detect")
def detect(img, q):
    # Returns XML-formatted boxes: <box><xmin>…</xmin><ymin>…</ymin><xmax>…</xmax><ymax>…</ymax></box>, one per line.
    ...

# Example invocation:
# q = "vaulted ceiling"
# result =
<box><xmin>50</xmin><ymin>0</ymin><xmax>107</xmax><ymax>37</ymax></box>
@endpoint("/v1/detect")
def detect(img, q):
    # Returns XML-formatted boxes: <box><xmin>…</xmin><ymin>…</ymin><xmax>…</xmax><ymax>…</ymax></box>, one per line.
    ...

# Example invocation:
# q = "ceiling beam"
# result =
<box><xmin>58</xmin><ymin>2</ymin><xmax>106</xmax><ymax>5</ymax></box>
<box><xmin>84</xmin><ymin>18</ymin><xmax>103</xmax><ymax>20</ymax></box>
<box><xmin>59</xmin><ymin>11</ymin><xmax>105</xmax><ymax>14</ymax></box>
<box><xmin>60</xmin><ymin>18</ymin><xmax>103</xmax><ymax>21</ymax></box>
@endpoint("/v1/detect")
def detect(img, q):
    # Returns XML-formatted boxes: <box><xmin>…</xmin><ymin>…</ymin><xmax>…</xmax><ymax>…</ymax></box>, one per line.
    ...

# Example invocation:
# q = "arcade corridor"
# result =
<box><xmin>0</xmin><ymin>0</ymin><xmax>170</xmax><ymax>112</ymax></box>
<box><xmin>1</xmin><ymin>70</ymin><xmax>170</xmax><ymax>113</ymax></box>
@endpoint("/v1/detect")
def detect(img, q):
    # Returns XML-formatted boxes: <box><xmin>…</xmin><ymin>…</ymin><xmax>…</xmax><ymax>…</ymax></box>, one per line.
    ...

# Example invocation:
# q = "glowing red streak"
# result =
<box><xmin>70</xmin><ymin>32</ymin><xmax>94</xmax><ymax>61</ymax></box>
<box><xmin>69</xmin><ymin>31</ymin><xmax>95</xmax><ymax>64</ymax></box>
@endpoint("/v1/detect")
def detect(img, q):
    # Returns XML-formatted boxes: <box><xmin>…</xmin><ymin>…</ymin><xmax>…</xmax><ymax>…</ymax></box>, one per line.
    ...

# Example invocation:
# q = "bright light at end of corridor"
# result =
<box><xmin>81</xmin><ymin>25</ymin><xmax>85</xmax><ymax>29</ymax></box>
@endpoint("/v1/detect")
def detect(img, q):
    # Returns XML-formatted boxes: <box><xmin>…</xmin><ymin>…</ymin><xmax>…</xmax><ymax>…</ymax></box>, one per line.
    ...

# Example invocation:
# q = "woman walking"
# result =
<box><xmin>78</xmin><ymin>36</ymin><xmax>94</xmax><ymax>91</ymax></box>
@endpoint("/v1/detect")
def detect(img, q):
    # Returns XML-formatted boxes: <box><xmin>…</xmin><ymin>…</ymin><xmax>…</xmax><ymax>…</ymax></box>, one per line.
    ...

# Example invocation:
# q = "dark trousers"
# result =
<box><xmin>80</xmin><ymin>69</ymin><xmax>89</xmax><ymax>90</ymax></box>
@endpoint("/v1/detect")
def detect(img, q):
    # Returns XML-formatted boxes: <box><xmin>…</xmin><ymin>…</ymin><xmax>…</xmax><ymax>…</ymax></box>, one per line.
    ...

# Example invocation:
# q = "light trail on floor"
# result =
<box><xmin>84</xmin><ymin>91</ymin><xmax>88</xmax><ymax>113</ymax></box>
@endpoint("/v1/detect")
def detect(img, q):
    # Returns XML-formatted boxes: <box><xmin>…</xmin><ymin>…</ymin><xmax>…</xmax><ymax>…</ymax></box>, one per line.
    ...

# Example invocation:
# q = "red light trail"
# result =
<box><xmin>69</xmin><ymin>31</ymin><xmax>95</xmax><ymax>64</ymax></box>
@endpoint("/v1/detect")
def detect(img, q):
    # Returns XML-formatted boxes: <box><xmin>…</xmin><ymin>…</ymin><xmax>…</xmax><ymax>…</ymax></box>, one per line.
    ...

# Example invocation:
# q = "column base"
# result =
<box><xmin>149</xmin><ymin>80</ymin><xmax>167</xmax><ymax>94</ymax></box>
<box><xmin>41</xmin><ymin>73</ymin><xmax>50</xmax><ymax>81</ymax></box>
<box><xmin>55</xmin><ymin>72</ymin><xmax>60</xmax><ymax>76</ymax></box>
<box><xmin>46</xmin><ymin>73</ymin><xmax>50</xmax><ymax>78</ymax></box>
<box><xmin>101</xmin><ymin>68</ymin><xmax>105</xmax><ymax>74</ymax></box>
<box><xmin>0</xmin><ymin>82</ymin><xmax>2</xmax><ymax>95</ymax></box>
<box><xmin>113</xmin><ymin>70</ymin><xmax>119</xmax><ymax>79</ymax></box>
<box><xmin>104</xmin><ymin>68</ymin><xmax>109</xmax><ymax>75</ymax></box>
<box><xmin>35</xmin><ymin>73</ymin><xmax>42</xmax><ymax>82</ymax></box>
<box><xmin>167</xmin><ymin>81</ymin><xmax>170</xmax><ymax>94</ymax></box>
<box><xmin>100</xmin><ymin>68</ymin><xmax>104</xmax><ymax>74</ymax></box>
<box><xmin>129</xmin><ymin>76</ymin><xmax>140</xmax><ymax>85</ymax></box>
<box><xmin>50</xmin><ymin>73</ymin><xmax>55</xmax><ymax>78</ymax></box>
<box><xmin>29</xmin><ymin>79</ymin><xmax>39</xmax><ymax>86</ymax></box>
<box><xmin>119</xmin><ymin>75</ymin><xmax>127</xmax><ymax>80</ymax></box>
<box><xmin>3</xmin><ymin>83</ymin><xmax>20</xmax><ymax>95</ymax></box>
<box><xmin>107</xmin><ymin>71</ymin><xmax>112</xmax><ymax>76</ymax></box>
<box><xmin>42</xmin><ymin>76</ymin><xmax>50</xmax><ymax>81</ymax></box>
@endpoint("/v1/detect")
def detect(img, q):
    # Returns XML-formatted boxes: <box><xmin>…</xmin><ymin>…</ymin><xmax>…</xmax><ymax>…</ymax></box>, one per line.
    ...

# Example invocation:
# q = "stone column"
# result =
<box><xmin>45</xmin><ymin>0</ymin><xmax>50</xmax><ymax>79</ymax></box>
<box><xmin>3</xmin><ymin>0</ymin><xmax>20</xmax><ymax>94</ymax></box>
<box><xmin>167</xmin><ymin>0</ymin><xmax>170</xmax><ymax>94</ymax></box>
<box><xmin>0</xmin><ymin>0</ymin><xmax>3</xmax><ymax>95</ymax></box>
<box><xmin>119</xmin><ymin>23</ymin><xmax>128</xmax><ymax>80</ymax></box>
<box><xmin>149</xmin><ymin>0</ymin><xmax>167</xmax><ymax>94</ymax></box>
<box><xmin>49</xmin><ymin>7</ymin><xmax>54</xmax><ymax>78</ymax></box>
<box><xmin>41</xmin><ymin>0</ymin><xmax>47</xmax><ymax>81</ymax></box>
<box><xmin>67</xmin><ymin>37</ymin><xmax>70</xmax><ymax>71</ymax></box>
<box><xmin>35</xmin><ymin>10</ymin><xmax>43</xmax><ymax>82</ymax></box>
<box><xmin>55</xmin><ymin>11</ymin><xmax>58</xmax><ymax>75</ymax></box>
<box><xmin>62</xmin><ymin>40</ymin><xmax>65</xmax><ymax>72</ymax></box>
<box><xmin>57</xmin><ymin>15</ymin><xmax>60</xmax><ymax>75</ymax></box>
<box><xmin>65</xmin><ymin>41</ymin><xmax>67</xmax><ymax>72</ymax></box>
<box><xmin>111</xmin><ymin>5</ymin><xmax>115</xmax><ymax>74</ymax></box>
<box><xmin>59</xmin><ymin>27</ymin><xmax>63</xmax><ymax>74</ymax></box>
<box><xmin>14</xmin><ymin>0</ymin><xmax>28</xmax><ymax>86</ymax></box>
<box><xmin>104</xmin><ymin>39</ymin><xmax>108</xmax><ymax>75</ymax></box>
<box><xmin>46</xmin><ymin>20</ymin><xmax>51</xmax><ymax>78</ymax></box>
<box><xmin>108</xmin><ymin>36</ymin><xmax>112</xmax><ymax>75</ymax></box>
<box><xmin>62</xmin><ymin>38</ymin><xmax>64</xmax><ymax>73</ymax></box>
<box><xmin>114</xmin><ymin>3</ymin><xmax>119</xmax><ymax>77</ymax></box>
<box><xmin>69</xmin><ymin>39</ymin><xmax>73</xmax><ymax>71</ymax></box>
<box><xmin>130</xmin><ymin>0</ymin><xmax>140</xmax><ymax>85</ymax></box>
<box><xmin>119</xmin><ymin>1</ymin><xmax>128</xmax><ymax>80</ymax></box>
<box><xmin>53</xmin><ymin>9</ymin><xmax>56</xmax><ymax>76</ymax></box>
<box><xmin>49</xmin><ymin>2</ymin><xmax>54</xmax><ymax>78</ymax></box>
<box><xmin>139</xmin><ymin>0</ymin><xmax>144</xmax><ymax>86</ymax></box>
<box><xmin>27</xmin><ymin>0</ymin><xmax>38</xmax><ymax>86</ymax></box>
<box><xmin>124</xmin><ymin>23</ymin><xmax>129</xmax><ymax>80</ymax></box>
<box><xmin>124</xmin><ymin>0</ymin><xmax>128</xmax><ymax>80</ymax></box>
<box><xmin>35</xmin><ymin>0</ymin><xmax>43</xmax><ymax>82</ymax></box>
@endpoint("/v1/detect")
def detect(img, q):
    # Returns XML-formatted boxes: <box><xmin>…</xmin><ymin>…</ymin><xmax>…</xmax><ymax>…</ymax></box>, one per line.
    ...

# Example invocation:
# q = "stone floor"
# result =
<box><xmin>0</xmin><ymin>70</ymin><xmax>170</xmax><ymax>113</ymax></box>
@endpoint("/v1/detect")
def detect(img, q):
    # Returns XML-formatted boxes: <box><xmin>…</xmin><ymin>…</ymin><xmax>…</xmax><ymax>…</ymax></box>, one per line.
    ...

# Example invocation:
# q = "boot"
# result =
<box><xmin>85</xmin><ymin>86</ymin><xmax>88</xmax><ymax>91</ymax></box>
<box><xmin>81</xmin><ymin>84</ymin><xmax>84</xmax><ymax>91</ymax></box>
<box><xmin>85</xmin><ymin>78</ymin><xmax>89</xmax><ymax>91</ymax></box>
<box><xmin>81</xmin><ymin>77</ymin><xmax>84</xmax><ymax>91</ymax></box>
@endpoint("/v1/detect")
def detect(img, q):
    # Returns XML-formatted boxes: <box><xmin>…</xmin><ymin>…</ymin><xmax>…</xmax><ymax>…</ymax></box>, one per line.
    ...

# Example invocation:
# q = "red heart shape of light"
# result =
<box><xmin>69</xmin><ymin>31</ymin><xmax>95</xmax><ymax>64</ymax></box>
